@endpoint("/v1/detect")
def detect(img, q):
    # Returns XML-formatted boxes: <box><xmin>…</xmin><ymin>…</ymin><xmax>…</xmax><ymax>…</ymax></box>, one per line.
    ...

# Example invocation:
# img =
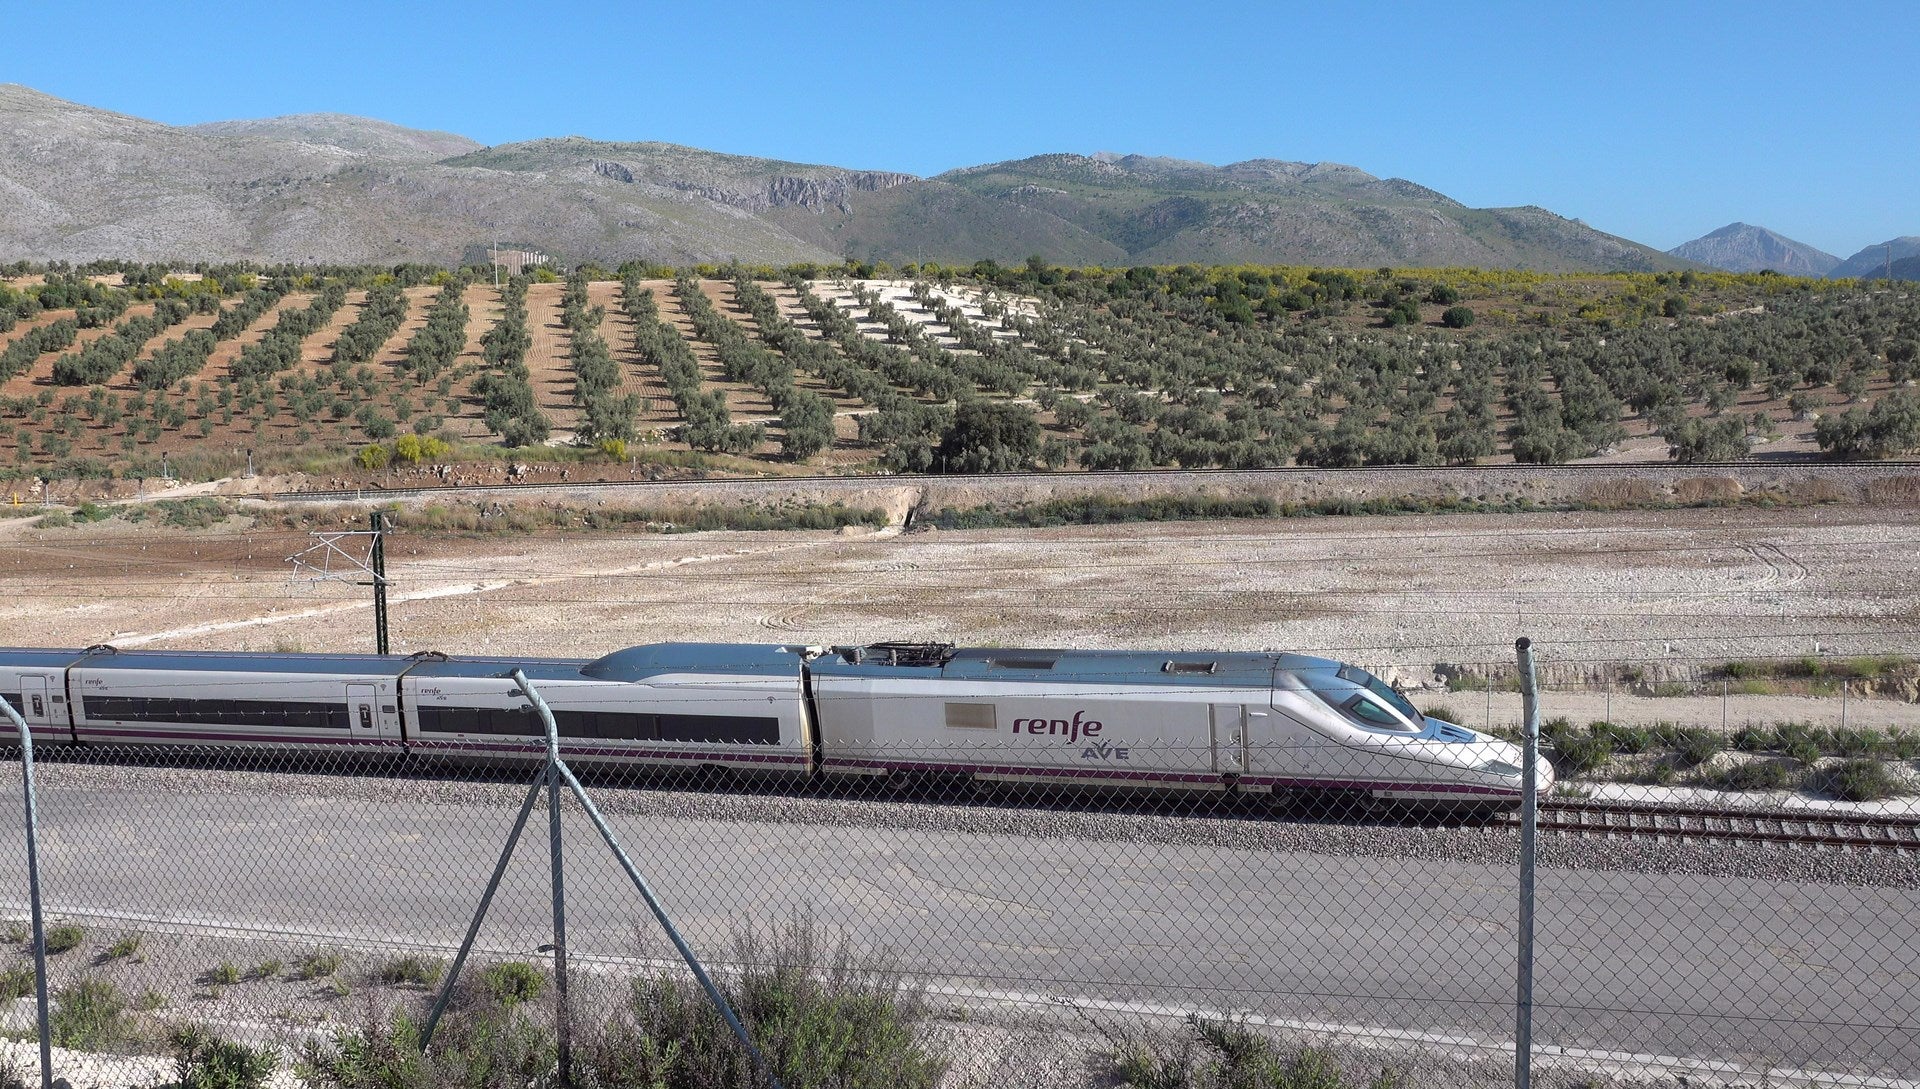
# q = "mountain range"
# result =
<box><xmin>1666</xmin><ymin>223</ymin><xmax>1840</xmax><ymax>277</ymax></box>
<box><xmin>3</xmin><ymin>84</ymin><xmax>1706</xmax><ymax>272</ymax></box>
<box><xmin>1663</xmin><ymin>223</ymin><xmax>1920</xmax><ymax>280</ymax></box>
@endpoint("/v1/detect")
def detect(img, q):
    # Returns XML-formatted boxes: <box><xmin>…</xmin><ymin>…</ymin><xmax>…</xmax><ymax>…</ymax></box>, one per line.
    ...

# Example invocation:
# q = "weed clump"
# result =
<box><xmin>377</xmin><ymin>954</ymin><xmax>445</xmax><ymax>989</ymax></box>
<box><xmin>1109</xmin><ymin>1014</ymin><xmax>1401</xmax><ymax>1089</ymax></box>
<box><xmin>168</xmin><ymin>1023</ymin><xmax>278</xmax><ymax>1089</ymax></box>
<box><xmin>51</xmin><ymin>977</ymin><xmax>134</xmax><ymax>1051</ymax></box>
<box><xmin>43</xmin><ymin>923</ymin><xmax>84</xmax><ymax>954</ymax></box>
<box><xmin>0</xmin><ymin>964</ymin><xmax>33</xmax><ymax>1001</ymax></box>
<box><xmin>293</xmin><ymin>949</ymin><xmax>344</xmax><ymax>981</ymax></box>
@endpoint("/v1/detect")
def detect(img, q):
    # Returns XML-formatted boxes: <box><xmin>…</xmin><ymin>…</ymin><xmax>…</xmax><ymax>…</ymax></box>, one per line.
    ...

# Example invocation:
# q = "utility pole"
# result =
<box><xmin>370</xmin><ymin>511</ymin><xmax>390</xmax><ymax>655</ymax></box>
<box><xmin>286</xmin><ymin>514</ymin><xmax>394</xmax><ymax>654</ymax></box>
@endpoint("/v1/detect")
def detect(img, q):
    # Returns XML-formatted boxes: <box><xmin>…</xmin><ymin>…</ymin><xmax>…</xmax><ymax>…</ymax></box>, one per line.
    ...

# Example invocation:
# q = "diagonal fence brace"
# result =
<box><xmin>422</xmin><ymin>671</ymin><xmax>783</xmax><ymax>1089</ymax></box>
<box><xmin>514</xmin><ymin>669</ymin><xmax>785</xmax><ymax>1089</ymax></box>
<box><xmin>421</xmin><ymin>769</ymin><xmax>547</xmax><ymax>1046</ymax></box>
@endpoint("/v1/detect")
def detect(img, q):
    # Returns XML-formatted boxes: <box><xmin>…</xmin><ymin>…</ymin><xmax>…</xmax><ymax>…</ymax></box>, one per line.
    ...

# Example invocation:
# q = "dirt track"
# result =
<box><xmin>4</xmin><ymin>500</ymin><xmax>1914</xmax><ymax>683</ymax></box>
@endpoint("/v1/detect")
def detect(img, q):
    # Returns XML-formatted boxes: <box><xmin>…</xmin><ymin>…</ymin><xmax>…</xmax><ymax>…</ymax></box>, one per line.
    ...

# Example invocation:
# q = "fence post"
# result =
<box><xmin>544</xmin><ymin>715</ymin><xmax>572</xmax><ymax>1087</ymax></box>
<box><xmin>1841</xmin><ymin>679</ymin><xmax>1849</xmax><ymax>730</ymax></box>
<box><xmin>1486</xmin><ymin>662</ymin><xmax>1495</xmax><ymax>730</ymax></box>
<box><xmin>1514</xmin><ymin>638</ymin><xmax>1543</xmax><ymax>1089</ymax></box>
<box><xmin>3</xmin><ymin>699</ymin><xmax>54</xmax><ymax>1089</ymax></box>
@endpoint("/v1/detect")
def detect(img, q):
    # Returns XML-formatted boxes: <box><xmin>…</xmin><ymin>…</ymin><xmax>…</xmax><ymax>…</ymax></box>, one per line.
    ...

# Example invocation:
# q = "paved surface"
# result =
<box><xmin>3</xmin><ymin>782</ymin><xmax>1916</xmax><ymax>1079</ymax></box>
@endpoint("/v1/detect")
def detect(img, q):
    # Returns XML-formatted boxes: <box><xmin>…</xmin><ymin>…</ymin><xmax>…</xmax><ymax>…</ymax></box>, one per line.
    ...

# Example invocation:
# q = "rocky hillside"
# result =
<box><xmin>1667</xmin><ymin>222</ymin><xmax>1840</xmax><ymax>276</ymax></box>
<box><xmin>1831</xmin><ymin>237</ymin><xmax>1920</xmax><ymax>280</ymax></box>
<box><xmin>930</xmin><ymin>153</ymin><xmax>1691</xmax><ymax>272</ymax></box>
<box><xmin>3</xmin><ymin>84</ymin><xmax>1692</xmax><ymax>271</ymax></box>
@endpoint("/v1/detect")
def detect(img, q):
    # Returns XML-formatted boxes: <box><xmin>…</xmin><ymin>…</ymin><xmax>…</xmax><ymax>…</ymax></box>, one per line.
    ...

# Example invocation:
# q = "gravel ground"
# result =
<box><xmin>29</xmin><ymin>758</ymin><xmax>1920</xmax><ymax>891</ymax></box>
<box><xmin>6</xmin><ymin>503</ymin><xmax>1917</xmax><ymax>681</ymax></box>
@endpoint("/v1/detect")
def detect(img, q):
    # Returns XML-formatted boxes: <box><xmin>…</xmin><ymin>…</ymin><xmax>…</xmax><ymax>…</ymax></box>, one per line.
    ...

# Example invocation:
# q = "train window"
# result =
<box><xmin>1341</xmin><ymin>694</ymin><xmax>1415</xmax><ymax>731</ymax></box>
<box><xmin>659</xmin><ymin>714</ymin><xmax>779</xmax><ymax>744</ymax></box>
<box><xmin>415</xmin><ymin>704</ymin><xmax>540</xmax><ymax>737</ymax></box>
<box><xmin>554</xmin><ymin>709</ymin><xmax>659</xmax><ymax>741</ymax></box>
<box><xmin>1335</xmin><ymin>665</ymin><xmax>1422</xmax><ymax>722</ymax></box>
<box><xmin>83</xmin><ymin>695</ymin><xmax>351</xmax><ymax>730</ymax></box>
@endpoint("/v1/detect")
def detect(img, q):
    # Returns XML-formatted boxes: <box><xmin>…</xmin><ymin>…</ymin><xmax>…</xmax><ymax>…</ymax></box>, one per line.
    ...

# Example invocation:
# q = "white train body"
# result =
<box><xmin>0</xmin><ymin>641</ymin><xmax>1548</xmax><ymax>806</ymax></box>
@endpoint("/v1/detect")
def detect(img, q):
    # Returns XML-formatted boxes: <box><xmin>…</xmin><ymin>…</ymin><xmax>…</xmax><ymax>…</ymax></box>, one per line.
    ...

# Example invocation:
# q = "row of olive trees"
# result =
<box><xmin>0</xmin><ymin>319</ymin><xmax>79</xmax><ymax>383</ymax></box>
<box><xmin>230</xmin><ymin>283</ymin><xmax>348</xmax><ymax>381</ymax></box>
<box><xmin>674</xmin><ymin>276</ymin><xmax>834</xmax><ymax>460</ymax></box>
<box><xmin>621</xmin><ymin>274</ymin><xmax>760</xmax><ymax>454</ymax></box>
<box><xmin>332</xmin><ymin>282</ymin><xmax>411</xmax><ymax>366</ymax></box>
<box><xmin>402</xmin><ymin>281</ymin><xmax>469</xmax><ymax>382</ymax></box>
<box><xmin>561</xmin><ymin>271</ymin><xmax>639</xmax><ymax>446</ymax></box>
<box><xmin>49</xmin><ymin>300</ymin><xmax>194</xmax><ymax>386</ymax></box>
<box><xmin>471</xmin><ymin>277</ymin><xmax>550</xmax><ymax>447</ymax></box>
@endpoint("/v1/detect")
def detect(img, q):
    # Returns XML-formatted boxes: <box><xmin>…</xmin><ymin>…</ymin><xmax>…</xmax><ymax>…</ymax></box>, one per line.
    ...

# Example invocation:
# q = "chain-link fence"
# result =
<box><xmin>1</xmin><ymin>647</ymin><xmax>1916</xmax><ymax>1089</ymax></box>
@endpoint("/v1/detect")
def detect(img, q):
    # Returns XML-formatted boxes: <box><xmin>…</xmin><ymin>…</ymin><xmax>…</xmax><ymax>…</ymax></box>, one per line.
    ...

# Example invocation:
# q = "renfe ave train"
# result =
<box><xmin>0</xmin><ymin>641</ymin><xmax>1551</xmax><ymax>806</ymax></box>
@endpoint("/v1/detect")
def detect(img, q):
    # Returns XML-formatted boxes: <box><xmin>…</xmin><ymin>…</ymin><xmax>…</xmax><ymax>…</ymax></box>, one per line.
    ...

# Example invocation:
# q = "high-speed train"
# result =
<box><xmin>0</xmin><ymin>641</ymin><xmax>1550</xmax><ymax>806</ymax></box>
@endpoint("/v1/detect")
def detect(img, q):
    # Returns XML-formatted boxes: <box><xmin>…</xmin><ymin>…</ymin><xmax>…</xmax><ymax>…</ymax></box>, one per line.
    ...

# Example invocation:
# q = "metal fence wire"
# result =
<box><xmin>0</xmin><ymin>644</ymin><xmax>1916</xmax><ymax>1089</ymax></box>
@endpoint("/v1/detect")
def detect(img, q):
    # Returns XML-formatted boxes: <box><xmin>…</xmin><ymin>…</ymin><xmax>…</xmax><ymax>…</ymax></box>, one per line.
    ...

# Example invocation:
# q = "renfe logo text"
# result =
<box><xmin>1012</xmin><ymin>710</ymin><xmax>1103</xmax><ymax>744</ymax></box>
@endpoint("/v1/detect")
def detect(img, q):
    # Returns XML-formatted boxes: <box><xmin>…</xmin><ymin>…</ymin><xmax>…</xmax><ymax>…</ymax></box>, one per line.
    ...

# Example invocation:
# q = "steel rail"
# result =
<box><xmin>273</xmin><ymin>459</ymin><xmax>1920</xmax><ymax>503</ymax></box>
<box><xmin>1534</xmin><ymin>799</ymin><xmax>1920</xmax><ymax>849</ymax></box>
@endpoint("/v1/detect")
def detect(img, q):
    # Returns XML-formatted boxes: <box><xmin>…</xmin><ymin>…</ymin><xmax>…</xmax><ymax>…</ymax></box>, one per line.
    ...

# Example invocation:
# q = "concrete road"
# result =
<box><xmin>4</xmin><ymin>783</ymin><xmax>1916</xmax><ymax>1080</ymax></box>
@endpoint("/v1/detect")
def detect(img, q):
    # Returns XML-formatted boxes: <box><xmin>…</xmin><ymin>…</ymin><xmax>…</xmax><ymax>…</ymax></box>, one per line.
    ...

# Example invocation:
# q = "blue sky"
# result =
<box><xmin>5</xmin><ymin>0</ymin><xmax>1913</xmax><ymax>257</ymax></box>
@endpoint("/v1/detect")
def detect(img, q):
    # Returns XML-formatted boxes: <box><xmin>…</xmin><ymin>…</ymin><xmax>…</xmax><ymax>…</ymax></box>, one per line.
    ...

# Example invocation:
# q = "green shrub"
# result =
<box><xmin>584</xmin><ymin>923</ymin><xmax>945</xmax><ymax>1089</ymax></box>
<box><xmin>1543</xmin><ymin>719</ymin><xmax>1613</xmax><ymax>778</ymax></box>
<box><xmin>51</xmin><ymin>977</ymin><xmax>133</xmax><ymax>1051</ymax></box>
<box><xmin>105</xmin><ymin>933</ymin><xmax>142</xmax><ymax>961</ymax></box>
<box><xmin>301</xmin><ymin>1006</ymin><xmax>549</xmax><ymax>1089</ymax></box>
<box><xmin>249</xmin><ymin>959</ymin><xmax>282</xmax><ymax>981</ymax></box>
<box><xmin>204</xmin><ymin>962</ymin><xmax>241</xmax><ymax>986</ymax></box>
<box><xmin>44</xmin><ymin>923</ymin><xmax>84</xmax><ymax>954</ymax></box>
<box><xmin>1823</xmin><ymin>759</ymin><xmax>1906</xmax><ymax>802</ymax></box>
<box><xmin>168</xmin><ymin>1023</ymin><xmax>278</xmax><ymax>1089</ymax></box>
<box><xmin>1418</xmin><ymin>704</ymin><xmax>1461</xmax><ymax>725</ymax></box>
<box><xmin>0</xmin><ymin>964</ymin><xmax>33</xmax><ymax>1001</ymax></box>
<box><xmin>1714</xmin><ymin>760</ymin><xmax>1797</xmax><ymax>792</ymax></box>
<box><xmin>481</xmin><ymin>961</ymin><xmax>544</xmax><ymax>1007</ymax></box>
<box><xmin>1828</xmin><ymin>728</ymin><xmax>1887</xmax><ymax>758</ymax></box>
<box><xmin>1670</xmin><ymin>728</ymin><xmax>1726</xmax><ymax>767</ymax></box>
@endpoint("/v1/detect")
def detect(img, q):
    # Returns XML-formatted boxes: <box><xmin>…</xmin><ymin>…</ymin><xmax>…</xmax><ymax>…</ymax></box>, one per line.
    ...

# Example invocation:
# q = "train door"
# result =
<box><xmin>1210</xmin><ymin>704</ymin><xmax>1247</xmax><ymax>775</ymax></box>
<box><xmin>346</xmin><ymin>684</ymin><xmax>381</xmax><ymax>741</ymax></box>
<box><xmin>20</xmin><ymin>676</ymin><xmax>53</xmax><ymax>738</ymax></box>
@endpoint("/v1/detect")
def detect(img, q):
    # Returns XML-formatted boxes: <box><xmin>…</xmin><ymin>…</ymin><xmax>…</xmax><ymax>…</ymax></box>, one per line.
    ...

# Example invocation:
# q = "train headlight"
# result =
<box><xmin>1479</xmin><ymin>760</ymin><xmax>1523</xmax><ymax>778</ymax></box>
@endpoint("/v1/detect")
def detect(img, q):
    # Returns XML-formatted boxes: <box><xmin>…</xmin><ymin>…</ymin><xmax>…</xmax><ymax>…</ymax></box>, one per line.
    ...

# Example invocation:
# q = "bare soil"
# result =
<box><xmin>5</xmin><ymin>504</ymin><xmax>1916</xmax><ymax>732</ymax></box>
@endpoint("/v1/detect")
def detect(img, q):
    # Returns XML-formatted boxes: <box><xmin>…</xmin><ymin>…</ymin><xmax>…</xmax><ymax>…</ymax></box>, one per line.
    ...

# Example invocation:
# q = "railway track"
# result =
<box><xmin>1534</xmin><ymin>800</ymin><xmax>1920</xmax><ymax>850</ymax></box>
<box><xmin>275</xmin><ymin>459</ymin><xmax>1920</xmax><ymax>503</ymax></box>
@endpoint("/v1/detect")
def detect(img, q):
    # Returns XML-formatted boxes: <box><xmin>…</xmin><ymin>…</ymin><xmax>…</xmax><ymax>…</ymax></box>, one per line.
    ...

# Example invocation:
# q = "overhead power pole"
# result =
<box><xmin>370</xmin><ymin>511</ymin><xmax>390</xmax><ymax>655</ymax></box>
<box><xmin>286</xmin><ymin>513</ymin><xmax>395</xmax><ymax>655</ymax></box>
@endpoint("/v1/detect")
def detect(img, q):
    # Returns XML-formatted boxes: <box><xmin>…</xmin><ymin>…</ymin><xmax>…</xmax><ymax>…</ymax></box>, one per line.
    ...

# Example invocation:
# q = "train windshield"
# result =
<box><xmin>1334</xmin><ymin>665</ymin><xmax>1424</xmax><ymax>730</ymax></box>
